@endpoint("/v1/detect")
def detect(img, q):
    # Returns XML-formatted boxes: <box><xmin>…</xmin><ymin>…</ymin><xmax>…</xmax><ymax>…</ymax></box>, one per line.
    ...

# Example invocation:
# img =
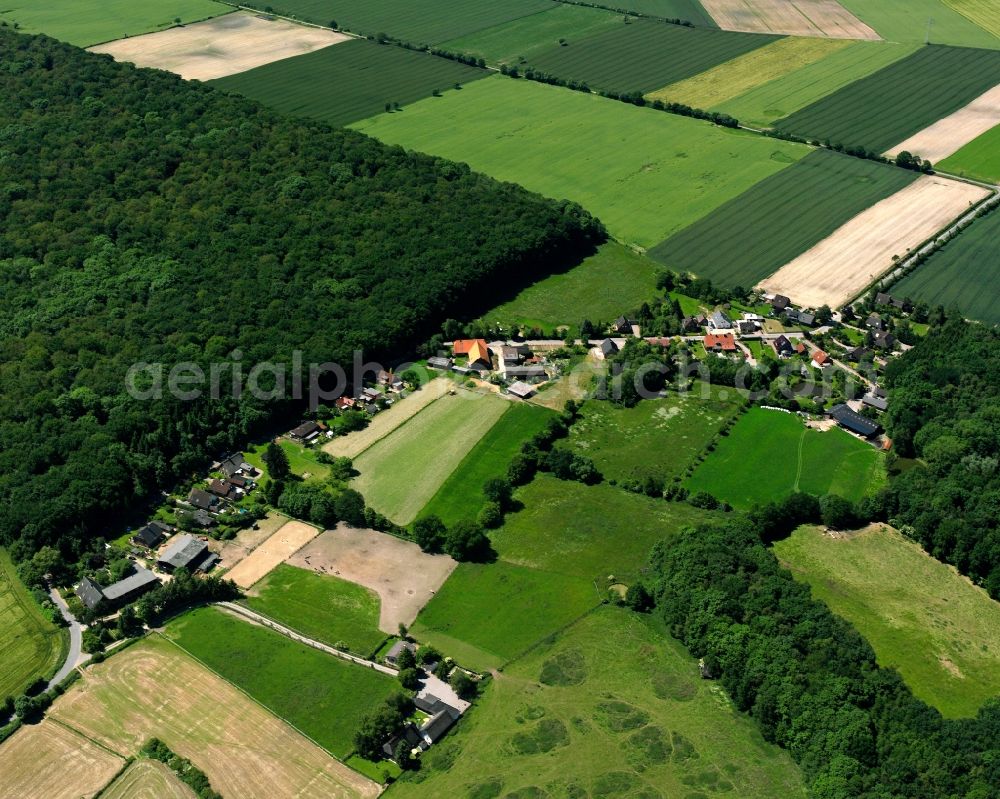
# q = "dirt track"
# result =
<box><xmin>89</xmin><ymin>12</ymin><xmax>350</xmax><ymax>80</ymax></box>
<box><xmin>700</xmin><ymin>0</ymin><xmax>879</xmax><ymax>39</ymax></box>
<box><xmin>760</xmin><ymin>175</ymin><xmax>989</xmax><ymax>308</ymax></box>
<box><xmin>224</xmin><ymin>519</ymin><xmax>320</xmax><ymax>589</ymax></box>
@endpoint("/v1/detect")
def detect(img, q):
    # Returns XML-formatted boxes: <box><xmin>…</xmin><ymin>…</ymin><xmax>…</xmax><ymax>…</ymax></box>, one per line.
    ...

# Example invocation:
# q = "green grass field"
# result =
<box><xmin>394</xmin><ymin>608</ymin><xmax>806</xmax><ymax>799</ymax></box>
<box><xmin>493</xmin><ymin>475</ymin><xmax>718</xmax><ymax>582</ymax></box>
<box><xmin>0</xmin><ymin>0</ymin><xmax>230</xmax><ymax>46</ymax></box>
<box><xmin>775</xmin><ymin>525</ymin><xmax>1000</xmax><ymax>718</ymax></box>
<box><xmin>716</xmin><ymin>40</ymin><xmax>918</xmax><ymax>129</ymax></box>
<box><xmin>244</xmin><ymin>438</ymin><xmax>329</xmax><ymax>483</ymax></box>
<box><xmin>242</xmin><ymin>563</ymin><xmax>385</xmax><ymax>656</ymax></box>
<box><xmin>685</xmin><ymin>407</ymin><xmax>885</xmax><ymax>509</ymax></box>
<box><xmin>480</xmin><ymin>242</ymin><xmax>661</xmax><ymax>329</ymax></box>
<box><xmin>419</xmin><ymin>403</ymin><xmax>555</xmax><ymax>526</ymax></box>
<box><xmin>608</xmin><ymin>0</ymin><xmax>717</xmax><ymax>26</ymax></box>
<box><xmin>211</xmin><ymin>39</ymin><xmax>488</xmax><ymax>129</ymax></box>
<box><xmin>242</xmin><ymin>0</ymin><xmax>551</xmax><ymax>44</ymax></box>
<box><xmin>893</xmin><ymin>205</ymin><xmax>1000</xmax><ymax>326</ymax></box>
<box><xmin>774</xmin><ymin>44</ymin><xmax>1000</xmax><ymax>152</ymax></box>
<box><xmin>938</xmin><ymin>122</ymin><xmax>1000</xmax><ymax>183</ymax></box>
<box><xmin>648</xmin><ymin>149</ymin><xmax>917</xmax><ymax>287</ymax></box>
<box><xmin>353</xmin><ymin>76</ymin><xmax>808</xmax><ymax>248</ymax></box>
<box><xmin>524</xmin><ymin>18</ymin><xmax>780</xmax><ymax>94</ymax></box>
<box><xmin>410</xmin><ymin>560</ymin><xmax>600</xmax><ymax>669</ymax></box>
<box><xmin>0</xmin><ymin>548</ymin><xmax>64</xmax><ymax>698</ymax></box>
<box><xmin>353</xmin><ymin>389</ymin><xmax>508</xmax><ymax>524</ymax></box>
<box><xmin>838</xmin><ymin>0</ymin><xmax>1000</xmax><ymax>48</ymax></box>
<box><xmin>165</xmin><ymin>606</ymin><xmax>397</xmax><ymax>757</ymax></box>
<box><xmin>946</xmin><ymin>0</ymin><xmax>1000</xmax><ymax>38</ymax></box>
<box><xmin>568</xmin><ymin>390</ymin><xmax>743</xmax><ymax>484</ymax></box>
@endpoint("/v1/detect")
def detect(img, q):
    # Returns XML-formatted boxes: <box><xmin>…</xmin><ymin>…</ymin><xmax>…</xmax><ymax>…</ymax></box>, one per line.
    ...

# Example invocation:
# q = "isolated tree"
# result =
<box><xmin>450</xmin><ymin>671</ymin><xmax>476</xmax><ymax>700</ymax></box>
<box><xmin>411</xmin><ymin>516</ymin><xmax>446</xmax><ymax>553</ymax></box>
<box><xmin>396</xmin><ymin>646</ymin><xmax>416</xmax><ymax>670</ymax></box>
<box><xmin>263</xmin><ymin>442</ymin><xmax>290</xmax><ymax>480</ymax></box>
<box><xmin>398</xmin><ymin>667</ymin><xmax>421</xmax><ymax>690</ymax></box>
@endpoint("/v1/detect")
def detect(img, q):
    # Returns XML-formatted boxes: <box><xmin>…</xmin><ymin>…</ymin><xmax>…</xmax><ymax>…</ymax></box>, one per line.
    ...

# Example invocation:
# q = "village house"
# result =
<box><xmin>382</xmin><ymin>724</ymin><xmax>424</xmax><ymax>760</ymax></box>
<box><xmin>427</xmin><ymin>356</ymin><xmax>452</xmax><ymax>370</ymax></box>
<box><xmin>384</xmin><ymin>640</ymin><xmax>417</xmax><ymax>666</ymax></box>
<box><xmin>132</xmin><ymin>520</ymin><xmax>170</xmax><ymax>549</ymax></box>
<box><xmin>709</xmin><ymin>310</ymin><xmax>731</xmax><ymax>331</ymax></box>
<box><xmin>865</xmin><ymin>313</ymin><xmax>886</xmax><ymax>331</ymax></box>
<box><xmin>845</xmin><ymin>346</ymin><xmax>872</xmax><ymax>362</ymax></box>
<box><xmin>794</xmin><ymin>341</ymin><xmax>807</xmax><ymax>355</ymax></box>
<box><xmin>829</xmin><ymin>404</ymin><xmax>881</xmax><ymax>439</ymax></box>
<box><xmin>419</xmin><ymin>705</ymin><xmax>461</xmax><ymax>747</ymax></box>
<box><xmin>704</xmin><ymin>332</ymin><xmax>737</xmax><ymax>353</ymax></box>
<box><xmin>771</xmin><ymin>335</ymin><xmax>793</xmax><ymax>358</ymax></box>
<box><xmin>599</xmin><ymin>338</ymin><xmax>618</xmax><ymax>359</ymax></box>
<box><xmin>208</xmin><ymin>478</ymin><xmax>236</xmax><ymax>500</ymax></box>
<box><xmin>504</xmin><ymin>364</ymin><xmax>547</xmax><ymax>382</ymax></box>
<box><xmin>797</xmin><ymin>311</ymin><xmax>816</xmax><ymax>327</ymax></box>
<box><xmin>335</xmin><ymin>396</ymin><xmax>356</xmax><ymax>411</ymax></box>
<box><xmin>811</xmin><ymin>350</ymin><xmax>830</xmax><ymax>369</ymax></box>
<box><xmin>771</xmin><ymin>294</ymin><xmax>790</xmax><ymax>313</ymax></box>
<box><xmin>612</xmin><ymin>316</ymin><xmax>634</xmax><ymax>336</ymax></box>
<box><xmin>187</xmin><ymin>487</ymin><xmax>218</xmax><ymax>512</ymax></box>
<box><xmin>507</xmin><ymin>380</ymin><xmax>535</xmax><ymax>400</ymax></box>
<box><xmin>862</xmin><ymin>393</ymin><xmax>888</xmax><ymax>411</ymax></box>
<box><xmin>157</xmin><ymin>534</ymin><xmax>215</xmax><ymax>573</ymax></box>
<box><xmin>289</xmin><ymin>420</ymin><xmax>321</xmax><ymax>442</ymax></box>
<box><xmin>75</xmin><ymin>566</ymin><xmax>160</xmax><ymax>612</ymax></box>
<box><xmin>874</xmin><ymin>331</ymin><xmax>897</xmax><ymax>351</ymax></box>
<box><xmin>680</xmin><ymin>316</ymin><xmax>701</xmax><ymax>334</ymax></box>
<box><xmin>736</xmin><ymin>320</ymin><xmax>758</xmax><ymax>336</ymax></box>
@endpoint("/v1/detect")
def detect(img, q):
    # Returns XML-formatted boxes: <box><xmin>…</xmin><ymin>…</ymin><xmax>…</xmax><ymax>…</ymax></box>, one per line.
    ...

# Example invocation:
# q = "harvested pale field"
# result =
<box><xmin>323</xmin><ymin>378</ymin><xmax>450</xmax><ymax>458</ymax></box>
<box><xmin>0</xmin><ymin>718</ymin><xmax>124</xmax><ymax>799</ymax></box>
<box><xmin>99</xmin><ymin>759</ymin><xmax>195</xmax><ymax>799</ymax></box>
<box><xmin>885</xmin><ymin>82</ymin><xmax>1000</xmax><ymax>163</ymax></box>
<box><xmin>760</xmin><ymin>176</ymin><xmax>989</xmax><ymax>307</ymax></box>
<box><xmin>49</xmin><ymin>636</ymin><xmax>378</xmax><ymax>799</ymax></box>
<box><xmin>224</xmin><ymin>519</ymin><xmax>320</xmax><ymax>589</ymax></box>
<box><xmin>700</xmin><ymin>0</ymin><xmax>879</xmax><ymax>39</ymax></box>
<box><xmin>288</xmin><ymin>524</ymin><xmax>457</xmax><ymax>632</ymax></box>
<box><xmin>209</xmin><ymin>511</ymin><xmax>288</xmax><ymax>571</ymax></box>
<box><xmin>89</xmin><ymin>12</ymin><xmax>350</xmax><ymax>81</ymax></box>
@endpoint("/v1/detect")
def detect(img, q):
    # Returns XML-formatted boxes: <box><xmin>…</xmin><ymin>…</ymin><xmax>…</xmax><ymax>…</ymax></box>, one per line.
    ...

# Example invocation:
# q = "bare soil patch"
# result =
<box><xmin>89</xmin><ymin>12</ymin><xmax>351</xmax><ymax>81</ymax></box>
<box><xmin>288</xmin><ymin>524</ymin><xmax>457</xmax><ymax>632</ymax></box>
<box><xmin>209</xmin><ymin>511</ymin><xmax>288</xmax><ymax>571</ymax></box>
<box><xmin>886</xmin><ymin>82</ymin><xmax>1000</xmax><ymax>163</ymax></box>
<box><xmin>760</xmin><ymin>176</ymin><xmax>989</xmax><ymax>308</ymax></box>
<box><xmin>701</xmin><ymin>0</ymin><xmax>879</xmax><ymax>39</ymax></box>
<box><xmin>225</xmin><ymin>519</ymin><xmax>320</xmax><ymax>589</ymax></box>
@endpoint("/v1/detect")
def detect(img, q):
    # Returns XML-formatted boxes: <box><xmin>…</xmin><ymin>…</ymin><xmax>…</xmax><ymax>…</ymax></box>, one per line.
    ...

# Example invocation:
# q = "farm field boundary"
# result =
<box><xmin>938</xmin><ymin>122</ymin><xmax>1000</xmax><ymax>183</ymax></box>
<box><xmin>699</xmin><ymin>0</ymin><xmax>878</xmax><ymax>39</ymax></box>
<box><xmin>837</xmin><ymin>0</ymin><xmax>1000</xmax><ymax>49</ymax></box>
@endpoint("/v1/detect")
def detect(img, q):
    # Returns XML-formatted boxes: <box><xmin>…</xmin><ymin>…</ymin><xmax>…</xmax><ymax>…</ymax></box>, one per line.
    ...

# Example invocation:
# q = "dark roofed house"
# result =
<box><xmin>798</xmin><ymin>311</ymin><xmax>815</xmax><ymax>326</ymax></box>
<box><xmin>613</xmin><ymin>316</ymin><xmax>633</xmax><ymax>335</ymax></box>
<box><xmin>846</xmin><ymin>346</ymin><xmax>873</xmax><ymax>362</ymax></box>
<box><xmin>189</xmin><ymin>509</ymin><xmax>216</xmax><ymax>528</ymax></box>
<box><xmin>875</xmin><ymin>292</ymin><xmax>893</xmax><ymax>306</ymax></box>
<box><xmin>419</xmin><ymin>705</ymin><xmax>461</xmax><ymax>747</ymax></box>
<box><xmin>76</xmin><ymin>576</ymin><xmax>105</xmax><ymax>611</ymax></box>
<box><xmin>220</xmin><ymin>452</ymin><xmax>255</xmax><ymax>478</ymax></box>
<box><xmin>862</xmin><ymin>393</ymin><xmax>888</xmax><ymax>411</ymax></box>
<box><xmin>427</xmin><ymin>356</ymin><xmax>452</xmax><ymax>370</ymax></box>
<box><xmin>681</xmin><ymin>316</ymin><xmax>700</xmax><ymax>334</ymax></box>
<box><xmin>133</xmin><ymin>520</ymin><xmax>170</xmax><ymax>549</ymax></box>
<box><xmin>872</xmin><ymin>385</ymin><xmax>887</xmax><ymax>398</ymax></box>
<box><xmin>504</xmin><ymin>365</ymin><xmax>547</xmax><ymax>382</ymax></box>
<box><xmin>865</xmin><ymin>314</ymin><xmax>885</xmax><ymax>331</ymax></box>
<box><xmin>784</xmin><ymin>308</ymin><xmax>800</xmax><ymax>323</ymax></box>
<box><xmin>736</xmin><ymin>320</ymin><xmax>757</xmax><ymax>335</ymax></box>
<box><xmin>709</xmin><ymin>310</ymin><xmax>731</xmax><ymax>330</ymax></box>
<box><xmin>874</xmin><ymin>331</ymin><xmax>897</xmax><ymax>351</ymax></box>
<box><xmin>384</xmin><ymin>639</ymin><xmax>417</xmax><ymax>666</ymax></box>
<box><xmin>208</xmin><ymin>478</ymin><xmax>234</xmax><ymax>499</ymax></box>
<box><xmin>829</xmin><ymin>404</ymin><xmax>880</xmax><ymax>438</ymax></box>
<box><xmin>891</xmin><ymin>297</ymin><xmax>909</xmax><ymax>311</ymax></box>
<box><xmin>188</xmin><ymin>487</ymin><xmax>217</xmax><ymax>511</ymax></box>
<box><xmin>772</xmin><ymin>335</ymin><xmax>793</xmax><ymax>357</ymax></box>
<box><xmin>290</xmin><ymin>420</ymin><xmax>321</xmax><ymax>442</ymax></box>
<box><xmin>157</xmin><ymin>534</ymin><xmax>210</xmax><ymax>573</ymax></box>
<box><xmin>599</xmin><ymin>339</ymin><xmax>618</xmax><ymax>359</ymax></box>
<box><xmin>382</xmin><ymin>724</ymin><xmax>424</xmax><ymax>759</ymax></box>
<box><xmin>771</xmin><ymin>294</ymin><xmax>790</xmax><ymax>312</ymax></box>
<box><xmin>228</xmin><ymin>474</ymin><xmax>250</xmax><ymax>489</ymax></box>
<box><xmin>101</xmin><ymin>566</ymin><xmax>160</xmax><ymax>608</ymax></box>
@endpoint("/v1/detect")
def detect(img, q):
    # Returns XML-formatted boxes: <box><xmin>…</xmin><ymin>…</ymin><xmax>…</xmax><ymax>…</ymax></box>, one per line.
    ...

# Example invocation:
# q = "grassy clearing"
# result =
<box><xmin>775</xmin><ymin>525</ymin><xmax>1000</xmax><ymax>718</ymax></box>
<box><xmin>0</xmin><ymin>0</ymin><xmax>229</xmax><ymax>47</ymax></box>
<box><xmin>838</xmin><ymin>0</ymin><xmax>1000</xmax><ymax>48</ymax></box>
<box><xmin>649</xmin><ymin>36</ymin><xmax>850</xmax><ymax>109</ymax></box>
<box><xmin>245</xmin><ymin>438</ymin><xmax>329</xmax><ymax>482</ymax></box>
<box><xmin>649</xmin><ymin>149</ymin><xmax>917</xmax><ymax>288</ymax></box>
<box><xmin>938</xmin><ymin>122</ymin><xmax>1000</xmax><ymax>182</ymax></box>
<box><xmin>774</xmin><ymin>44</ymin><xmax>1000</xmax><ymax>152</ymax></box>
<box><xmin>481</xmin><ymin>242</ymin><xmax>661</xmax><ymax>329</ymax></box>
<box><xmin>493</xmin><ymin>475</ymin><xmax>719</xmax><ymax>582</ymax></box>
<box><xmin>685</xmin><ymin>407</ymin><xmax>885</xmax><ymax>509</ymax></box>
<box><xmin>946</xmin><ymin>0</ymin><xmax>1000</xmax><ymax>38</ymax></box>
<box><xmin>410</xmin><ymin>560</ymin><xmax>600</xmax><ymax>670</ymax></box>
<box><xmin>211</xmin><ymin>39</ymin><xmax>488</xmax><ymax>128</ymax></box>
<box><xmin>394</xmin><ymin>607</ymin><xmax>806</xmax><ymax>799</ymax></box>
<box><xmin>568</xmin><ymin>390</ymin><xmax>743</xmax><ymax>484</ymax></box>
<box><xmin>353</xmin><ymin>389</ymin><xmax>507</xmax><ymax>524</ymax></box>
<box><xmin>165</xmin><ymin>606</ymin><xmax>398</xmax><ymax>758</ymax></box>
<box><xmin>893</xmin><ymin>205</ymin><xmax>1000</xmax><ymax>326</ymax></box>
<box><xmin>353</xmin><ymin>76</ymin><xmax>808</xmax><ymax>248</ymax></box>
<box><xmin>100</xmin><ymin>759</ymin><xmax>195</xmax><ymax>799</ymax></box>
<box><xmin>242</xmin><ymin>563</ymin><xmax>385</xmax><ymax>656</ymax></box>
<box><xmin>0</xmin><ymin>547</ymin><xmax>63</xmax><ymax>698</ymax></box>
<box><xmin>524</xmin><ymin>18</ymin><xmax>779</xmax><ymax>94</ymax></box>
<box><xmin>717</xmin><ymin>40</ymin><xmax>917</xmax><ymax>128</ymax></box>
<box><xmin>419</xmin><ymin>403</ymin><xmax>555</xmax><ymax>526</ymax></box>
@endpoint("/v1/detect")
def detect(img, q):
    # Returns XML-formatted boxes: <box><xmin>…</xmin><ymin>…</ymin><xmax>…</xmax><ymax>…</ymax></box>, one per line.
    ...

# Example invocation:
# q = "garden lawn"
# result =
<box><xmin>352</xmin><ymin>76</ymin><xmax>808</xmax><ymax>248</ymax></box>
<box><xmin>245</xmin><ymin>439</ymin><xmax>329</xmax><ymax>483</ymax></box>
<box><xmin>838</xmin><ymin>0</ymin><xmax>1000</xmax><ymax>48</ymax></box>
<box><xmin>353</xmin><ymin>389</ymin><xmax>507</xmax><ymax>524</ymax></box>
<box><xmin>0</xmin><ymin>0</ymin><xmax>229</xmax><ymax>47</ymax></box>
<box><xmin>164</xmin><ymin>606</ymin><xmax>398</xmax><ymax>757</ymax></box>
<box><xmin>684</xmin><ymin>407</ymin><xmax>885</xmax><ymax>509</ymax></box>
<box><xmin>392</xmin><ymin>608</ymin><xmax>806</xmax><ymax>799</ymax></box>
<box><xmin>938</xmin><ymin>122</ymin><xmax>1000</xmax><ymax>182</ymax></box>
<box><xmin>419</xmin><ymin>403</ymin><xmax>555</xmax><ymax>526</ymax></box>
<box><xmin>775</xmin><ymin>524</ymin><xmax>1000</xmax><ymax>718</ymax></box>
<box><xmin>210</xmin><ymin>39</ymin><xmax>488</xmax><ymax>128</ymax></box>
<box><xmin>242</xmin><ymin>563</ymin><xmax>385</xmax><ymax>656</ymax></box>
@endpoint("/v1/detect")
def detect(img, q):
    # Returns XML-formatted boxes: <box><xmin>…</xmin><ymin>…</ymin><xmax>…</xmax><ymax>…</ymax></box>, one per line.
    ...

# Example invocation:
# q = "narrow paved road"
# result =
<box><xmin>47</xmin><ymin>588</ymin><xmax>88</xmax><ymax>689</ymax></box>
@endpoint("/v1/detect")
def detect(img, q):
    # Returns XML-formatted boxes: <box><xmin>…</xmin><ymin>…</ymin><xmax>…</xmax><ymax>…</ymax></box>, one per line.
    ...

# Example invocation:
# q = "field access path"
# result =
<box><xmin>47</xmin><ymin>587</ymin><xmax>88</xmax><ymax>689</ymax></box>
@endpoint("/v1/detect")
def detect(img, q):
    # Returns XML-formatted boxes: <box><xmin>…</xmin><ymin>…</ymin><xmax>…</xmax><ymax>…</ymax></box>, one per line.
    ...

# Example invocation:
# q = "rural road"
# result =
<box><xmin>47</xmin><ymin>588</ymin><xmax>88</xmax><ymax>689</ymax></box>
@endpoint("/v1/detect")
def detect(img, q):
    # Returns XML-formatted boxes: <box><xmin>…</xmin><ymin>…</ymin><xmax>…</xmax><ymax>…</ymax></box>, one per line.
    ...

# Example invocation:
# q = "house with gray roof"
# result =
<box><xmin>101</xmin><ymin>566</ymin><xmax>160</xmax><ymax>606</ymax></box>
<box><xmin>157</xmin><ymin>534</ymin><xmax>210</xmax><ymax>573</ymax></box>
<box><xmin>76</xmin><ymin>576</ymin><xmax>105</xmax><ymax>611</ymax></box>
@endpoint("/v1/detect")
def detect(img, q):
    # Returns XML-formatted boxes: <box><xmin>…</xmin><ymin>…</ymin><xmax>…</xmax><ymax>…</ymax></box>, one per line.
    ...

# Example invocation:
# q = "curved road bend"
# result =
<box><xmin>47</xmin><ymin>587</ymin><xmax>89</xmax><ymax>689</ymax></box>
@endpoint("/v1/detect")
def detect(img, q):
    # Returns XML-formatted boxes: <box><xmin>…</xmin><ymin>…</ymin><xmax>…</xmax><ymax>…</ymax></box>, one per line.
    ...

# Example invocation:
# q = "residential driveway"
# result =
<box><xmin>47</xmin><ymin>587</ymin><xmax>88</xmax><ymax>689</ymax></box>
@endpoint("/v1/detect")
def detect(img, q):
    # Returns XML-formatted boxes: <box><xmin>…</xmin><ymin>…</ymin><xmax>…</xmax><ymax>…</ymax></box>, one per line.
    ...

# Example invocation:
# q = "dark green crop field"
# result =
<box><xmin>211</xmin><ymin>39</ymin><xmax>488</xmax><ymax>128</ymax></box>
<box><xmin>649</xmin><ymin>149</ymin><xmax>917</xmax><ymax>288</ymax></box>
<box><xmin>525</xmin><ymin>18</ymin><xmax>779</xmax><ymax>94</ymax></box>
<box><xmin>611</xmin><ymin>0</ymin><xmax>717</xmax><ymax>26</ymax></box>
<box><xmin>773</xmin><ymin>45</ymin><xmax>1000</xmax><ymax>153</ymax></box>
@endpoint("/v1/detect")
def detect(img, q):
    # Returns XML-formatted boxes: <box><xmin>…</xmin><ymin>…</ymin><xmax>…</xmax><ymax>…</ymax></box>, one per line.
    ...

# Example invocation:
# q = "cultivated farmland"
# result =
<box><xmin>524</xmin><ymin>18</ymin><xmax>780</xmax><ymax>94</ymax></box>
<box><xmin>0</xmin><ymin>0</ymin><xmax>229</xmax><ymax>47</ymax></box>
<box><xmin>165</xmin><ymin>606</ymin><xmax>398</xmax><ymax>758</ymax></box>
<box><xmin>938</xmin><ymin>122</ymin><xmax>1000</xmax><ymax>182</ymax></box>
<box><xmin>775</xmin><ymin>524</ymin><xmax>1000</xmax><ymax>718</ymax></box>
<box><xmin>699</xmin><ymin>0</ymin><xmax>879</xmax><ymax>38</ymax></box>
<box><xmin>649</xmin><ymin>149</ymin><xmax>917</xmax><ymax>289</ymax></box>
<box><xmin>211</xmin><ymin>38</ymin><xmax>488</xmax><ymax>128</ymax></box>
<box><xmin>608</xmin><ymin>0</ymin><xmax>719</xmax><ymax>26</ymax></box>
<box><xmin>685</xmin><ymin>408</ymin><xmax>885</xmax><ymax>508</ymax></box>
<box><xmin>760</xmin><ymin>174</ymin><xmax>989</xmax><ymax>308</ymax></box>
<box><xmin>0</xmin><ymin>547</ymin><xmax>64</xmax><ymax>698</ymax></box>
<box><xmin>99</xmin><ymin>759</ymin><xmax>196</xmax><ymax>799</ymax></box>
<box><xmin>352</xmin><ymin>76</ymin><xmax>808</xmax><ymax>248</ymax></box>
<box><xmin>773</xmin><ymin>44</ymin><xmax>1000</xmax><ymax>152</ymax></box>
<box><xmin>946</xmin><ymin>0</ymin><xmax>1000</xmax><ymax>38</ymax></box>
<box><xmin>353</xmin><ymin>389</ymin><xmax>507</xmax><ymax>524</ymax></box>
<box><xmin>48</xmin><ymin>635</ymin><xmax>377</xmax><ymax>798</ymax></box>
<box><xmin>393</xmin><ymin>608</ymin><xmax>807</xmax><ymax>799</ymax></box>
<box><xmin>893</xmin><ymin>204</ymin><xmax>1000</xmax><ymax>326</ymax></box>
<box><xmin>224</xmin><ymin>519</ymin><xmax>320</xmax><ymax>589</ymax></box>
<box><xmin>838</xmin><ymin>0</ymin><xmax>1000</xmax><ymax>48</ymax></box>
<box><xmin>90</xmin><ymin>12</ymin><xmax>349</xmax><ymax>81</ymax></box>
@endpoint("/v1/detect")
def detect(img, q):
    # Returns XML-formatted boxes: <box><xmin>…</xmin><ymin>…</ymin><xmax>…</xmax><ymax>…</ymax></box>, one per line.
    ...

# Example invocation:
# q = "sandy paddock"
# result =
<box><xmin>700</xmin><ymin>0</ymin><xmax>879</xmax><ymax>39</ymax></box>
<box><xmin>886</xmin><ymin>82</ymin><xmax>1000</xmax><ymax>164</ymax></box>
<box><xmin>208</xmin><ymin>511</ymin><xmax>288</xmax><ymax>572</ymax></box>
<box><xmin>224</xmin><ymin>519</ymin><xmax>320</xmax><ymax>589</ymax></box>
<box><xmin>289</xmin><ymin>525</ymin><xmax>457</xmax><ymax>632</ymax></box>
<box><xmin>760</xmin><ymin>175</ymin><xmax>989</xmax><ymax>308</ymax></box>
<box><xmin>89</xmin><ymin>12</ymin><xmax>351</xmax><ymax>81</ymax></box>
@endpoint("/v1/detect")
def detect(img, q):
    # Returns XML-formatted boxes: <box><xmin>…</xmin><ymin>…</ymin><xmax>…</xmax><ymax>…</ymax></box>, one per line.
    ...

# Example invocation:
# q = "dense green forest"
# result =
<box><xmin>0</xmin><ymin>29</ymin><xmax>603</xmax><ymax>561</ymax></box>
